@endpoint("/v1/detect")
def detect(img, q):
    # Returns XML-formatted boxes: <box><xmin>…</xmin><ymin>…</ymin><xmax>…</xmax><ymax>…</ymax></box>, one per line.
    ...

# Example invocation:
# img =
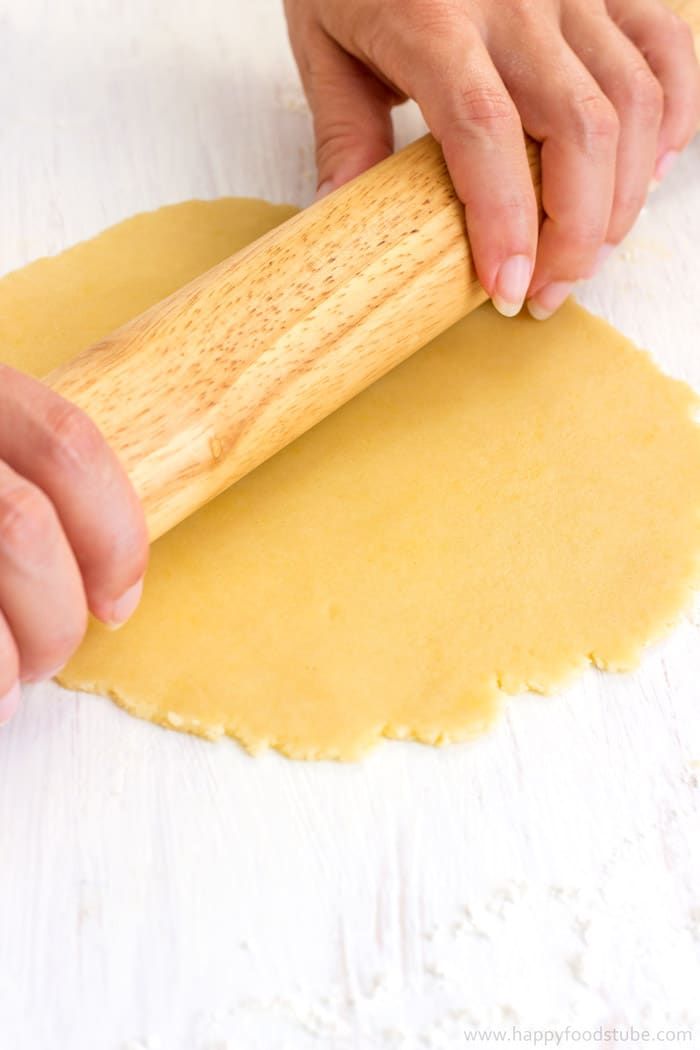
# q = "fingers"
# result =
<box><xmin>381</xmin><ymin>16</ymin><xmax>538</xmax><ymax>316</ymax></box>
<box><xmin>294</xmin><ymin>1</ymin><xmax>538</xmax><ymax>315</ymax></box>
<box><xmin>0</xmin><ymin>461</ymin><xmax>87</xmax><ymax>684</ymax></box>
<box><xmin>288</xmin><ymin>0</ymin><xmax>699</xmax><ymax>322</ymax></box>
<box><xmin>289</xmin><ymin>21</ymin><xmax>396</xmax><ymax>198</ymax></box>
<box><xmin>0</xmin><ymin>366</ymin><xmax>148</xmax><ymax>628</ymax></box>
<box><xmin>607</xmin><ymin>0</ymin><xmax>700</xmax><ymax>178</ymax></box>
<box><xmin>562</xmin><ymin>4</ymin><xmax>662</xmax><ymax>245</ymax></box>
<box><xmin>492</xmin><ymin>16</ymin><xmax>619</xmax><ymax>318</ymax></box>
<box><xmin>0</xmin><ymin>366</ymin><xmax>148</xmax><ymax>712</ymax></box>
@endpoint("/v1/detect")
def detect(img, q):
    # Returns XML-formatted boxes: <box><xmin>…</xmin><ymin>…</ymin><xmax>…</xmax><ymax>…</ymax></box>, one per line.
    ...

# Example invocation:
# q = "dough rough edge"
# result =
<box><xmin>1</xmin><ymin>197</ymin><xmax>697</xmax><ymax>761</ymax></box>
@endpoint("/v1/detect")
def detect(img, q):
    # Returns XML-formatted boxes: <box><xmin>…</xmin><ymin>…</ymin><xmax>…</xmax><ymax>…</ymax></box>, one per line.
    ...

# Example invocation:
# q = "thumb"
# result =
<box><xmin>306</xmin><ymin>37</ymin><xmax>395</xmax><ymax>199</ymax></box>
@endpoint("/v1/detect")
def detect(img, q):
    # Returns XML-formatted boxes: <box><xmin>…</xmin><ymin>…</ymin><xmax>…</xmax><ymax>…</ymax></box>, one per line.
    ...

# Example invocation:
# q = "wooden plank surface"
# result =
<box><xmin>0</xmin><ymin>2</ymin><xmax>699</xmax><ymax>1048</ymax></box>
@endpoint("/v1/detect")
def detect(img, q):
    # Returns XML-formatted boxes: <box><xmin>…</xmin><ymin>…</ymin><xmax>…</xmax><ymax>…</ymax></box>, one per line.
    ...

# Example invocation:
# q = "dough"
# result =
<box><xmin>1</xmin><ymin>199</ymin><xmax>699</xmax><ymax>759</ymax></box>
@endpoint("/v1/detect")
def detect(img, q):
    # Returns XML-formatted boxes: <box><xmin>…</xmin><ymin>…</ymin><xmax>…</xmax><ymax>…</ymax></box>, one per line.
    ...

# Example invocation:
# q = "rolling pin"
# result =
<box><xmin>47</xmin><ymin>0</ymin><xmax>700</xmax><ymax>542</ymax></box>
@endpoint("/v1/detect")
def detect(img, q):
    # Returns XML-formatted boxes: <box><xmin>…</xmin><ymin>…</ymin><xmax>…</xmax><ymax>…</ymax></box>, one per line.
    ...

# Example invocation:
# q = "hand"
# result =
<box><xmin>285</xmin><ymin>0</ymin><xmax>700</xmax><ymax>318</ymax></box>
<box><xmin>0</xmin><ymin>366</ymin><xmax>148</xmax><ymax>725</ymax></box>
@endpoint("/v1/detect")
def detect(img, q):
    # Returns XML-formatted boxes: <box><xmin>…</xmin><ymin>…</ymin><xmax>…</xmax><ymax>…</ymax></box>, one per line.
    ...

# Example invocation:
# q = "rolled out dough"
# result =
<box><xmin>1</xmin><ymin>199</ymin><xmax>699</xmax><ymax>759</ymax></box>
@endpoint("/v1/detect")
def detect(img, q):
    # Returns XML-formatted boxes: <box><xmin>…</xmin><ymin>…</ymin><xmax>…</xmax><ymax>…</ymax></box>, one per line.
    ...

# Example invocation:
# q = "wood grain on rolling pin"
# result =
<box><xmin>47</xmin><ymin>0</ymin><xmax>699</xmax><ymax>542</ymax></box>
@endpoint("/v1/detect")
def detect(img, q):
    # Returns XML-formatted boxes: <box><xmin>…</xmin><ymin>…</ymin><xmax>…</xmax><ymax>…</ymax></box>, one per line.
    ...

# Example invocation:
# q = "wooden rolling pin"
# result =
<box><xmin>48</xmin><ymin>0</ymin><xmax>700</xmax><ymax>542</ymax></box>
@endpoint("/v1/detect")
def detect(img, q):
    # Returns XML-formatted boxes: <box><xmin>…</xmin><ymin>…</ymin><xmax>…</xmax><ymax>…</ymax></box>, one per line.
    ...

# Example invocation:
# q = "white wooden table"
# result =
<box><xmin>1</xmin><ymin>3</ymin><xmax>699</xmax><ymax>1048</ymax></box>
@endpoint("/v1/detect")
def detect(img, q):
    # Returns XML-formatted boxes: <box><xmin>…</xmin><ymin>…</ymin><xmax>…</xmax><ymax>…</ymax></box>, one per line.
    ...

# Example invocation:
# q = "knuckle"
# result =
<box><xmin>569</xmin><ymin>92</ymin><xmax>619</xmax><ymax>151</ymax></box>
<box><xmin>508</xmin><ymin>0</ymin><xmax>542</xmax><ymax>27</ymax></box>
<box><xmin>459</xmin><ymin>84</ymin><xmax>515</xmax><ymax>125</ymax></box>
<box><xmin>448</xmin><ymin>84</ymin><xmax>518</xmax><ymax>139</ymax></box>
<box><xmin>43</xmin><ymin>399</ymin><xmax>104</xmax><ymax>476</ymax></box>
<box><xmin>357</xmin><ymin>0</ymin><xmax>415</xmax><ymax>59</ymax></box>
<box><xmin>0</xmin><ymin>484</ymin><xmax>56</xmax><ymax>566</ymax></box>
<box><xmin>315</xmin><ymin>118</ymin><xmax>370</xmax><ymax>161</ymax></box>
<box><xmin>366</xmin><ymin>0</ymin><xmax>474</xmax><ymax>86</ymax></box>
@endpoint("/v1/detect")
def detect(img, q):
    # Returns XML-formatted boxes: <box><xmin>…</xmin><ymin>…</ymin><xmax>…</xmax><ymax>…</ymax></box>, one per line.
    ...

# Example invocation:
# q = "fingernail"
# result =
<box><xmin>492</xmin><ymin>254</ymin><xmax>532</xmax><ymax>317</ymax></box>
<box><xmin>527</xmin><ymin>281</ymin><xmax>573</xmax><ymax>321</ymax></box>
<box><xmin>653</xmin><ymin>149</ymin><xmax>679</xmax><ymax>184</ymax></box>
<box><xmin>0</xmin><ymin>682</ymin><xmax>20</xmax><ymax>726</ymax></box>
<box><xmin>107</xmin><ymin>579</ymin><xmax>143</xmax><ymax>629</ymax></box>
<box><xmin>315</xmin><ymin>180</ymin><xmax>334</xmax><ymax>202</ymax></box>
<box><xmin>592</xmin><ymin>243</ymin><xmax>614</xmax><ymax>277</ymax></box>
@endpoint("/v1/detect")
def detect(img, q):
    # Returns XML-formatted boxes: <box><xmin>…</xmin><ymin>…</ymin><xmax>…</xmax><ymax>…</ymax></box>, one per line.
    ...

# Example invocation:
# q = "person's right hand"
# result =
<box><xmin>285</xmin><ymin>0</ymin><xmax>700</xmax><ymax>319</ymax></box>
<box><xmin>0</xmin><ymin>365</ymin><xmax>148</xmax><ymax>726</ymax></box>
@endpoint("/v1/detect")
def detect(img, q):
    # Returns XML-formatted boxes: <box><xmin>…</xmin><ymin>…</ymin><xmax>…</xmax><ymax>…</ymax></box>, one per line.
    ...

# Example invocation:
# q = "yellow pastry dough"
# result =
<box><xmin>1</xmin><ymin>199</ymin><xmax>699</xmax><ymax>759</ymax></box>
